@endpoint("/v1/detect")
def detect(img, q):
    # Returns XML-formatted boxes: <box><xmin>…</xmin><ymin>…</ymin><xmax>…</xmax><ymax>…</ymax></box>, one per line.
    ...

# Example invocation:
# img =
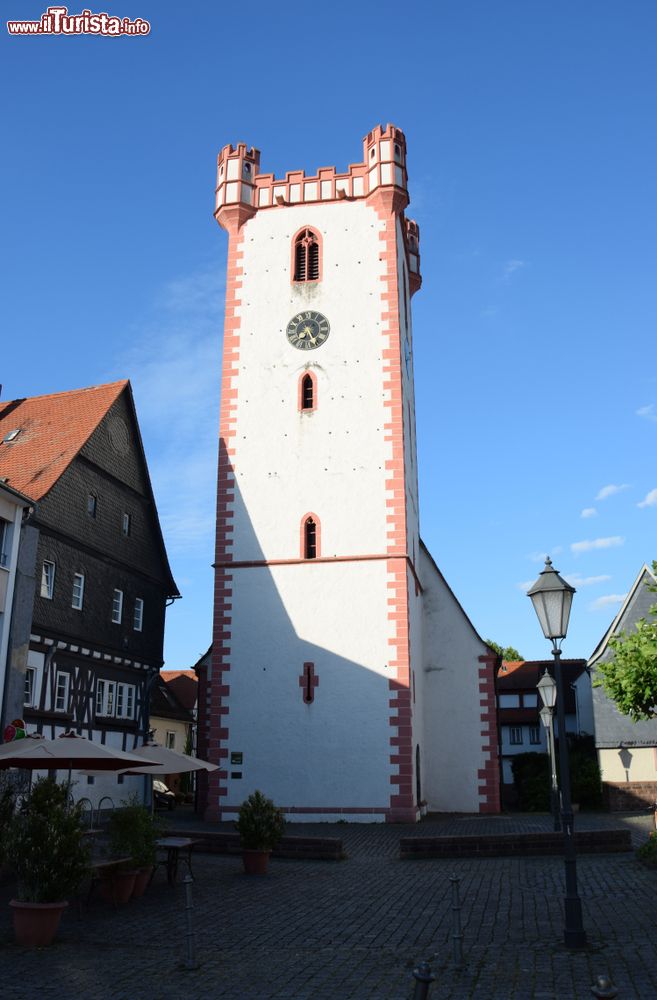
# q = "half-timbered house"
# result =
<box><xmin>0</xmin><ymin>381</ymin><xmax>179</xmax><ymax>805</ymax></box>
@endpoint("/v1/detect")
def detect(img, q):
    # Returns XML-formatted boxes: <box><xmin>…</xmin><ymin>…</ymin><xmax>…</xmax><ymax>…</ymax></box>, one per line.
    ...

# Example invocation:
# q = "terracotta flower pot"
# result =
<box><xmin>132</xmin><ymin>866</ymin><xmax>153</xmax><ymax>898</ymax></box>
<box><xmin>10</xmin><ymin>899</ymin><xmax>68</xmax><ymax>947</ymax></box>
<box><xmin>112</xmin><ymin>870</ymin><xmax>138</xmax><ymax>903</ymax></box>
<box><xmin>242</xmin><ymin>849</ymin><xmax>271</xmax><ymax>875</ymax></box>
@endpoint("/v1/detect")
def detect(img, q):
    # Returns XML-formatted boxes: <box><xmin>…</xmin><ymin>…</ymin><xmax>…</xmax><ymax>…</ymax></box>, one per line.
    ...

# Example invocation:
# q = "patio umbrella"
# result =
<box><xmin>118</xmin><ymin>742</ymin><xmax>219</xmax><ymax>775</ymax></box>
<box><xmin>0</xmin><ymin>731</ymin><xmax>159</xmax><ymax>774</ymax></box>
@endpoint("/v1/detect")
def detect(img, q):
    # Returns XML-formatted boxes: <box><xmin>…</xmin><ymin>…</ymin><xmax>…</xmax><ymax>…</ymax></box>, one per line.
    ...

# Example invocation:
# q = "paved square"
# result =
<box><xmin>1</xmin><ymin>812</ymin><xmax>655</xmax><ymax>999</ymax></box>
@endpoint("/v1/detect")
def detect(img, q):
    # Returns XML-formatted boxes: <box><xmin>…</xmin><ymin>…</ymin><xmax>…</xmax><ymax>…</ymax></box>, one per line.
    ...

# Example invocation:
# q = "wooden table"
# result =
<box><xmin>154</xmin><ymin>837</ymin><xmax>203</xmax><ymax>885</ymax></box>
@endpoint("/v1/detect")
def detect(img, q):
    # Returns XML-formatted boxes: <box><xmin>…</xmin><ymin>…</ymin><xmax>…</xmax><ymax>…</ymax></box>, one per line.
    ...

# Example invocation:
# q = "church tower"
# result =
<box><xmin>200</xmin><ymin>126</ymin><xmax>500</xmax><ymax>822</ymax></box>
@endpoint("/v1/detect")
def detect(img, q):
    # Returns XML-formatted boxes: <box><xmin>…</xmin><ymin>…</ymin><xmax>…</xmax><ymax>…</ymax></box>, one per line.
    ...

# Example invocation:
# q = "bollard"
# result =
<box><xmin>591</xmin><ymin>975</ymin><xmax>618</xmax><ymax>999</ymax></box>
<box><xmin>183</xmin><ymin>874</ymin><xmax>198</xmax><ymax>970</ymax></box>
<box><xmin>449</xmin><ymin>875</ymin><xmax>464</xmax><ymax>968</ymax></box>
<box><xmin>412</xmin><ymin>960</ymin><xmax>435</xmax><ymax>999</ymax></box>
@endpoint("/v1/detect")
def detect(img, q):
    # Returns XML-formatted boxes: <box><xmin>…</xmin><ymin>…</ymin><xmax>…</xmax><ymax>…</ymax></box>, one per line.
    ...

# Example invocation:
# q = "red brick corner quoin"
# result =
<box><xmin>205</xmin><ymin>205</ymin><xmax>253</xmax><ymax>820</ymax></box>
<box><xmin>368</xmin><ymin>186</ymin><xmax>416</xmax><ymax>824</ymax></box>
<box><xmin>478</xmin><ymin>652</ymin><xmax>501</xmax><ymax>813</ymax></box>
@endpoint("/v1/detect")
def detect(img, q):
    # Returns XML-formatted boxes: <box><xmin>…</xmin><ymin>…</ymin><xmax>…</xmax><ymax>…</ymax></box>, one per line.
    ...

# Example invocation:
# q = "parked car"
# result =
<box><xmin>153</xmin><ymin>779</ymin><xmax>176</xmax><ymax>810</ymax></box>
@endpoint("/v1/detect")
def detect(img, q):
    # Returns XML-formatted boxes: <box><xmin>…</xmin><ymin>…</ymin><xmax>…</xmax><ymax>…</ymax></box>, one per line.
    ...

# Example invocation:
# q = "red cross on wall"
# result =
<box><xmin>299</xmin><ymin>662</ymin><xmax>319</xmax><ymax>704</ymax></box>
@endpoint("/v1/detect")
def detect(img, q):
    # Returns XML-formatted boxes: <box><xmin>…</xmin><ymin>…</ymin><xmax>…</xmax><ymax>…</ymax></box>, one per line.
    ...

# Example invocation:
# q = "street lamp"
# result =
<box><xmin>537</xmin><ymin>671</ymin><xmax>560</xmax><ymax>832</ymax></box>
<box><xmin>527</xmin><ymin>557</ymin><xmax>587</xmax><ymax>949</ymax></box>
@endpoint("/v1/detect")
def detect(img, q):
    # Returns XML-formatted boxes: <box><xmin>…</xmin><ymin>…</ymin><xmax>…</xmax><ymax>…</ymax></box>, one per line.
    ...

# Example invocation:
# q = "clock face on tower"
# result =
<box><xmin>286</xmin><ymin>311</ymin><xmax>330</xmax><ymax>350</ymax></box>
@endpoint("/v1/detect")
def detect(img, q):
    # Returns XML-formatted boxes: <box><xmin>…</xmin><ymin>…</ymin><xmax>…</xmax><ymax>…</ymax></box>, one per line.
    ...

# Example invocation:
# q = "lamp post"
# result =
<box><xmin>537</xmin><ymin>671</ymin><xmax>560</xmax><ymax>832</ymax></box>
<box><xmin>527</xmin><ymin>557</ymin><xmax>587</xmax><ymax>949</ymax></box>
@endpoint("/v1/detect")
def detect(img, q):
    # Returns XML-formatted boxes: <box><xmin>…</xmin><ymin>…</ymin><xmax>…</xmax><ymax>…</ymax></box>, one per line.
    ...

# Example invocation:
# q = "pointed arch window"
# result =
<box><xmin>301</xmin><ymin>513</ymin><xmax>320</xmax><ymax>559</ymax></box>
<box><xmin>293</xmin><ymin>228</ymin><xmax>321</xmax><ymax>282</ymax></box>
<box><xmin>298</xmin><ymin>370</ymin><xmax>317</xmax><ymax>412</ymax></box>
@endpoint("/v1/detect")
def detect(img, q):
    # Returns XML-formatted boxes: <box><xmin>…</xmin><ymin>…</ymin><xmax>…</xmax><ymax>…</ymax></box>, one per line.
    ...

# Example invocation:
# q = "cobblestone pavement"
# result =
<box><xmin>1</xmin><ymin>812</ymin><xmax>655</xmax><ymax>1000</ymax></box>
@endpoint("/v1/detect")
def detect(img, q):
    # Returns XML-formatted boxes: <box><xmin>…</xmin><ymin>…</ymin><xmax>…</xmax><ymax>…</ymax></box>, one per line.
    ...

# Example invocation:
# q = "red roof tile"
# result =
<box><xmin>0</xmin><ymin>381</ymin><xmax>128</xmax><ymax>500</ymax></box>
<box><xmin>161</xmin><ymin>670</ymin><xmax>198</xmax><ymax>711</ymax></box>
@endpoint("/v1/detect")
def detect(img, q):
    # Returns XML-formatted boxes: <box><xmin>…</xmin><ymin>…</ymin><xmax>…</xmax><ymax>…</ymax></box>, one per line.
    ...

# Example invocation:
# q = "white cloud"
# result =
<box><xmin>580</xmin><ymin>507</ymin><xmax>597</xmax><ymax>519</ymax></box>
<box><xmin>589</xmin><ymin>594</ymin><xmax>627</xmax><ymax>611</ymax></box>
<box><xmin>107</xmin><ymin>264</ymin><xmax>225</xmax><ymax>557</ymax></box>
<box><xmin>502</xmin><ymin>259</ymin><xmax>527</xmax><ymax>281</ymax></box>
<box><xmin>595</xmin><ymin>483</ymin><xmax>630</xmax><ymax>501</ymax></box>
<box><xmin>638</xmin><ymin>489</ymin><xmax>657</xmax><ymax>509</ymax></box>
<box><xmin>571</xmin><ymin>536</ymin><xmax>624</xmax><ymax>555</ymax></box>
<box><xmin>636</xmin><ymin>404</ymin><xmax>657</xmax><ymax>423</ymax></box>
<box><xmin>516</xmin><ymin>580</ymin><xmax>535</xmax><ymax>592</ymax></box>
<box><xmin>564</xmin><ymin>574</ymin><xmax>612</xmax><ymax>588</ymax></box>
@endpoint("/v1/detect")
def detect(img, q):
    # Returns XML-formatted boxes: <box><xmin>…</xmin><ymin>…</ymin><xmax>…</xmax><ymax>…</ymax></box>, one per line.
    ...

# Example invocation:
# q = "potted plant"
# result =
<box><xmin>236</xmin><ymin>790</ymin><xmax>285</xmax><ymax>875</ymax></box>
<box><xmin>105</xmin><ymin>797</ymin><xmax>157</xmax><ymax>902</ymax></box>
<box><xmin>5</xmin><ymin>777</ymin><xmax>91</xmax><ymax>947</ymax></box>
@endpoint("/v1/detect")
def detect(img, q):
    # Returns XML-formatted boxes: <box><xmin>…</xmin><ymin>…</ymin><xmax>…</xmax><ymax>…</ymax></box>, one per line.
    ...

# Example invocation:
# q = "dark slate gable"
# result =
<box><xmin>589</xmin><ymin>567</ymin><xmax>657</xmax><ymax>748</ymax></box>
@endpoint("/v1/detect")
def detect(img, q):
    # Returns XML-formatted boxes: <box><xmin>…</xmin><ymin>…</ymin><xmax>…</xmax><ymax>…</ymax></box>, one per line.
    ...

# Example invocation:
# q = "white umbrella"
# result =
<box><xmin>118</xmin><ymin>742</ymin><xmax>218</xmax><ymax>775</ymax></box>
<box><xmin>0</xmin><ymin>731</ymin><xmax>159</xmax><ymax>772</ymax></box>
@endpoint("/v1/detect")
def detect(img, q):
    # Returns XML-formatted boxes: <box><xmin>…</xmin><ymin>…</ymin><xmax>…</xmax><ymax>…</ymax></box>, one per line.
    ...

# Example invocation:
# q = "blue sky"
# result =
<box><xmin>2</xmin><ymin>1</ymin><xmax>656</xmax><ymax>667</ymax></box>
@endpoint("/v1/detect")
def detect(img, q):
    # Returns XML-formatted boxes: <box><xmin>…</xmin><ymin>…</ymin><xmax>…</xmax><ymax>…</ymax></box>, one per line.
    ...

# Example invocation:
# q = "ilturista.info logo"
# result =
<box><xmin>7</xmin><ymin>6</ymin><xmax>151</xmax><ymax>36</ymax></box>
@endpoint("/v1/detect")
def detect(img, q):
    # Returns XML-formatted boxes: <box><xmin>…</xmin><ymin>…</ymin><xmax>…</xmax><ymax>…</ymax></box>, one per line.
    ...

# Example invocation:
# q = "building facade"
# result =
<box><xmin>589</xmin><ymin>564</ymin><xmax>657</xmax><ymax>810</ymax></box>
<box><xmin>198</xmin><ymin>125</ymin><xmax>499</xmax><ymax>822</ymax></box>
<box><xmin>496</xmin><ymin>659</ymin><xmax>593</xmax><ymax>800</ymax></box>
<box><xmin>0</xmin><ymin>381</ymin><xmax>179</xmax><ymax>805</ymax></box>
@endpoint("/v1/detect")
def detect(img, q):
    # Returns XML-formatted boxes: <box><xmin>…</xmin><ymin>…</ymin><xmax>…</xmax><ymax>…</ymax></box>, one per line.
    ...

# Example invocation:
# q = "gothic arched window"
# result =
<box><xmin>293</xmin><ymin>228</ymin><xmax>321</xmax><ymax>282</ymax></box>
<box><xmin>301</xmin><ymin>514</ymin><xmax>320</xmax><ymax>559</ymax></box>
<box><xmin>299</xmin><ymin>371</ymin><xmax>316</xmax><ymax>412</ymax></box>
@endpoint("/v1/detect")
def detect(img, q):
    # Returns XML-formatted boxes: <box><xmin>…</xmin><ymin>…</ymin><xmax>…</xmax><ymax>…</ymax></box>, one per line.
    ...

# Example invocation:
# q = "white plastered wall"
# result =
<box><xmin>224</xmin><ymin>560</ymin><xmax>393</xmax><ymax>820</ymax></box>
<box><xmin>232</xmin><ymin>201</ymin><xmax>390</xmax><ymax>560</ymax></box>
<box><xmin>419</xmin><ymin>547</ymin><xmax>489</xmax><ymax>812</ymax></box>
<box><xmin>599</xmin><ymin>746</ymin><xmax>657</xmax><ymax>783</ymax></box>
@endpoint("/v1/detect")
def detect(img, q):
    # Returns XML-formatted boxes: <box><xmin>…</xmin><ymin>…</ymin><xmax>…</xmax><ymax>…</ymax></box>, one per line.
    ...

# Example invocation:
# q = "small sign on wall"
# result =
<box><xmin>230</xmin><ymin>751</ymin><xmax>243</xmax><ymax>765</ymax></box>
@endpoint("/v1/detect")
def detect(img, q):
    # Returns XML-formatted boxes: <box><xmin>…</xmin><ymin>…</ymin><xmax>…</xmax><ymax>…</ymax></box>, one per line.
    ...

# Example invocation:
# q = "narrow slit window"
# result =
<box><xmin>304</xmin><ymin>517</ymin><xmax>317</xmax><ymax>559</ymax></box>
<box><xmin>293</xmin><ymin>229</ymin><xmax>321</xmax><ymax>282</ymax></box>
<box><xmin>301</xmin><ymin>374</ymin><xmax>314</xmax><ymax>410</ymax></box>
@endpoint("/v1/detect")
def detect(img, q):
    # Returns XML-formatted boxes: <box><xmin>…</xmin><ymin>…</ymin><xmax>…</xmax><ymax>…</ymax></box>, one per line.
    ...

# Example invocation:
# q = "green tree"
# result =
<box><xmin>595</xmin><ymin>562</ymin><xmax>657</xmax><ymax>721</ymax></box>
<box><xmin>486</xmin><ymin>639</ymin><xmax>523</xmax><ymax>661</ymax></box>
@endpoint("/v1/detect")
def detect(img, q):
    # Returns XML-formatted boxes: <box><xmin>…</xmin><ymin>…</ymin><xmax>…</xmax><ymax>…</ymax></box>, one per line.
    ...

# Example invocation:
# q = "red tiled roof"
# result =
<box><xmin>0</xmin><ymin>381</ymin><xmax>128</xmax><ymax>500</ymax></box>
<box><xmin>161</xmin><ymin>670</ymin><xmax>198</xmax><ymax>711</ymax></box>
<box><xmin>497</xmin><ymin>659</ymin><xmax>587</xmax><ymax>691</ymax></box>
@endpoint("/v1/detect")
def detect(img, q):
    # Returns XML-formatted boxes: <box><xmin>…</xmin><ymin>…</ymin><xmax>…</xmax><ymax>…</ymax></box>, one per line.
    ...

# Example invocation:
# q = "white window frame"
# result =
<box><xmin>116</xmin><ymin>683</ymin><xmax>136</xmax><ymax>719</ymax></box>
<box><xmin>122</xmin><ymin>512</ymin><xmax>131</xmax><ymax>536</ymax></box>
<box><xmin>529</xmin><ymin>726</ymin><xmax>541</xmax><ymax>745</ymax></box>
<box><xmin>509</xmin><ymin>726</ymin><xmax>523</xmax><ymax>746</ymax></box>
<box><xmin>71</xmin><ymin>572</ymin><xmax>85</xmax><ymax>610</ymax></box>
<box><xmin>165</xmin><ymin>731</ymin><xmax>176</xmax><ymax>750</ymax></box>
<box><xmin>96</xmin><ymin>679</ymin><xmax>117</xmax><ymax>716</ymax></box>
<box><xmin>24</xmin><ymin>667</ymin><xmax>37</xmax><ymax>707</ymax></box>
<box><xmin>54</xmin><ymin>672</ymin><xmax>70</xmax><ymax>713</ymax></box>
<box><xmin>112</xmin><ymin>589</ymin><xmax>123</xmax><ymax>624</ymax></box>
<box><xmin>133</xmin><ymin>597</ymin><xmax>144</xmax><ymax>632</ymax></box>
<box><xmin>41</xmin><ymin>560</ymin><xmax>55</xmax><ymax>599</ymax></box>
<box><xmin>0</xmin><ymin>518</ymin><xmax>10</xmax><ymax>568</ymax></box>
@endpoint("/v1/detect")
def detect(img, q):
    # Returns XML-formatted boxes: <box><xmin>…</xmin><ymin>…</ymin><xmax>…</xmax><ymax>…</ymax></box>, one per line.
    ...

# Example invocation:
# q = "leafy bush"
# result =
<box><xmin>511</xmin><ymin>753</ymin><xmax>550</xmax><ymax>811</ymax></box>
<box><xmin>236</xmin><ymin>790</ymin><xmax>285</xmax><ymax>850</ymax></box>
<box><xmin>637</xmin><ymin>831</ymin><xmax>657</xmax><ymax>867</ymax></box>
<box><xmin>0</xmin><ymin>780</ymin><xmax>17</xmax><ymax>865</ymax></box>
<box><xmin>5</xmin><ymin>777</ymin><xmax>90</xmax><ymax>902</ymax></box>
<box><xmin>107</xmin><ymin>795</ymin><xmax>159</xmax><ymax>868</ymax></box>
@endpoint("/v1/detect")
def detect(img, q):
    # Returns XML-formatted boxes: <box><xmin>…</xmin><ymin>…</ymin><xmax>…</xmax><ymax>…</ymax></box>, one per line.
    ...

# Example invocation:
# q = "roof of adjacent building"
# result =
<box><xmin>497</xmin><ymin>659</ymin><xmax>588</xmax><ymax>690</ymax></box>
<box><xmin>0</xmin><ymin>379</ymin><xmax>179</xmax><ymax>598</ymax></box>
<box><xmin>588</xmin><ymin>564</ymin><xmax>657</xmax><ymax>748</ymax></box>
<box><xmin>150</xmin><ymin>674</ymin><xmax>194</xmax><ymax>724</ymax></box>
<box><xmin>0</xmin><ymin>380</ymin><xmax>128</xmax><ymax>501</ymax></box>
<box><xmin>161</xmin><ymin>670</ymin><xmax>198</xmax><ymax>712</ymax></box>
<box><xmin>588</xmin><ymin>564</ymin><xmax>657</xmax><ymax>667</ymax></box>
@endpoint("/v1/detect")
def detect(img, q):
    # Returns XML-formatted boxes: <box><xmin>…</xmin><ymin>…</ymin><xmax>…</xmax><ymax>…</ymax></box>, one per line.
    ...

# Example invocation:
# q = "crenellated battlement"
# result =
<box><xmin>214</xmin><ymin>124</ymin><xmax>410</xmax><ymax>220</ymax></box>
